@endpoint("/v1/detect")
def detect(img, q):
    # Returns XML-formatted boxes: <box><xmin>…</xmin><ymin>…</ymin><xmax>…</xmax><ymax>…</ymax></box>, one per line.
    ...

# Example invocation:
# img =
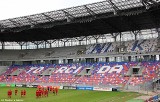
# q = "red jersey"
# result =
<box><xmin>55</xmin><ymin>87</ymin><xmax>58</xmax><ymax>95</ymax></box>
<box><xmin>24</xmin><ymin>90</ymin><xmax>26</xmax><ymax>96</ymax></box>
<box><xmin>55</xmin><ymin>87</ymin><xmax>58</xmax><ymax>92</ymax></box>
<box><xmin>7</xmin><ymin>90</ymin><xmax>10</xmax><ymax>95</ymax></box>
<box><xmin>15</xmin><ymin>89</ymin><xmax>18</xmax><ymax>95</ymax></box>
<box><xmin>21</xmin><ymin>90</ymin><xmax>23</xmax><ymax>96</ymax></box>
<box><xmin>8</xmin><ymin>90</ymin><xmax>12</xmax><ymax>98</ymax></box>
<box><xmin>15</xmin><ymin>89</ymin><xmax>18</xmax><ymax>93</ymax></box>
<box><xmin>36</xmin><ymin>90</ymin><xmax>39</xmax><ymax>97</ymax></box>
<box><xmin>10</xmin><ymin>90</ymin><xmax>12</xmax><ymax>95</ymax></box>
<box><xmin>39</xmin><ymin>90</ymin><xmax>42</xmax><ymax>97</ymax></box>
<box><xmin>44</xmin><ymin>89</ymin><xmax>48</xmax><ymax>97</ymax></box>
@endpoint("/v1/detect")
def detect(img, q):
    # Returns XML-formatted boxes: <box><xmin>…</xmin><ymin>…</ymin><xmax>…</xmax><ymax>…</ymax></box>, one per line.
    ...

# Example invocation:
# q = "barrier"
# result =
<box><xmin>63</xmin><ymin>86</ymin><xmax>76</xmax><ymax>90</ymax></box>
<box><xmin>26</xmin><ymin>85</ymin><xmax>34</xmax><ymax>88</ymax></box>
<box><xmin>6</xmin><ymin>84</ymin><xmax>10</xmax><ymax>87</ymax></box>
<box><xmin>76</xmin><ymin>86</ymin><xmax>93</xmax><ymax>90</ymax></box>
<box><xmin>60</xmin><ymin>86</ymin><xmax>63</xmax><ymax>89</ymax></box>
<box><xmin>0</xmin><ymin>83</ymin><xmax>6</xmax><ymax>87</ymax></box>
<box><xmin>10</xmin><ymin>84</ymin><xmax>15</xmax><ymax>87</ymax></box>
<box><xmin>16</xmin><ymin>84</ymin><xmax>23</xmax><ymax>87</ymax></box>
<box><xmin>93</xmin><ymin>87</ymin><xmax>112</xmax><ymax>91</ymax></box>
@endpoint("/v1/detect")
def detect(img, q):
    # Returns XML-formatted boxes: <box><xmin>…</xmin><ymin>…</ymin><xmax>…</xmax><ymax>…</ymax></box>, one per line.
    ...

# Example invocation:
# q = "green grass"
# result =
<box><xmin>0</xmin><ymin>87</ymin><xmax>141</xmax><ymax>102</ymax></box>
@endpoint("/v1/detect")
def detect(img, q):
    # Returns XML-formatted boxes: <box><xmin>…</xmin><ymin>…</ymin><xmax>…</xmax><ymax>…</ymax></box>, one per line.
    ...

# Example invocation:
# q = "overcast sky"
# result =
<box><xmin>0</xmin><ymin>0</ymin><xmax>102</xmax><ymax>20</ymax></box>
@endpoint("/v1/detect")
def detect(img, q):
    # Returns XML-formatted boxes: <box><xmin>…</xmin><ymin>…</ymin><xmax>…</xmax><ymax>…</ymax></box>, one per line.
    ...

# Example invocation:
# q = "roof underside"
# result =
<box><xmin>0</xmin><ymin>0</ymin><xmax>160</xmax><ymax>42</ymax></box>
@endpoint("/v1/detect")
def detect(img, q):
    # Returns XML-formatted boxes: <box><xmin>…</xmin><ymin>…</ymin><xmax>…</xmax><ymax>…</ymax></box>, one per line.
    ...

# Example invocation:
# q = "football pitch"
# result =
<box><xmin>0</xmin><ymin>87</ymin><xmax>142</xmax><ymax>102</ymax></box>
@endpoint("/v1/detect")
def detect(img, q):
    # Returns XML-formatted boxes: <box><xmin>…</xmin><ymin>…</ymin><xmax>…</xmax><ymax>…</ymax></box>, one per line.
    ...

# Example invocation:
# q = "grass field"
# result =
<box><xmin>0</xmin><ymin>87</ymin><xmax>142</xmax><ymax>102</ymax></box>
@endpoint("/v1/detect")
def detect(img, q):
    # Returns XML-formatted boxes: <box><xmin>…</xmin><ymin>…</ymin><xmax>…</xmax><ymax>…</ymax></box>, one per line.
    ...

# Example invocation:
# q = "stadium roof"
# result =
<box><xmin>0</xmin><ymin>0</ymin><xmax>160</xmax><ymax>42</ymax></box>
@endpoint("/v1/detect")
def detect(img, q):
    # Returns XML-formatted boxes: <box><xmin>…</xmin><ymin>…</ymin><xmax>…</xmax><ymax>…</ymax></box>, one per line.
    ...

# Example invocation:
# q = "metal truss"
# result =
<box><xmin>0</xmin><ymin>0</ymin><xmax>148</xmax><ymax>31</ymax></box>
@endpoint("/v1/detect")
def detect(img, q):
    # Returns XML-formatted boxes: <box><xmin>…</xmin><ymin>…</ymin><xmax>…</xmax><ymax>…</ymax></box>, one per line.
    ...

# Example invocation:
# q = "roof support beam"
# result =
<box><xmin>108</xmin><ymin>0</ymin><xmax>119</xmax><ymax>15</ymax></box>
<box><xmin>42</xmin><ymin>13</ymin><xmax>55</xmax><ymax>22</ymax></box>
<box><xmin>111</xmin><ymin>32</ymin><xmax>120</xmax><ymax>42</ymax></box>
<box><xmin>141</xmin><ymin>0</ymin><xmax>159</xmax><ymax>9</ymax></box>
<box><xmin>9</xmin><ymin>19</ymin><xmax>22</xmax><ymax>26</ymax></box>
<box><xmin>26</xmin><ymin>17</ymin><xmax>38</xmax><ymax>26</ymax></box>
<box><xmin>17</xmin><ymin>42</ymin><xmax>25</xmax><ymax>50</ymax></box>
<box><xmin>132</xmin><ymin>30</ymin><xmax>141</xmax><ymax>40</ymax></box>
<box><xmin>84</xmin><ymin>5</ymin><xmax>96</xmax><ymax>17</ymax></box>
<box><xmin>62</xmin><ymin>10</ymin><xmax>74</xmax><ymax>22</ymax></box>
<box><xmin>0</xmin><ymin>24</ymin><xmax>12</xmax><ymax>32</ymax></box>
<box><xmin>0</xmin><ymin>24</ymin><xmax>5</xmax><ymax>29</ymax></box>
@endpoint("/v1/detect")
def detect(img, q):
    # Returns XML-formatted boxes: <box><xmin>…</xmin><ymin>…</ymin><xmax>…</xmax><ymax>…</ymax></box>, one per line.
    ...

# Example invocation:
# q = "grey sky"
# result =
<box><xmin>0</xmin><ymin>0</ymin><xmax>102</xmax><ymax>20</ymax></box>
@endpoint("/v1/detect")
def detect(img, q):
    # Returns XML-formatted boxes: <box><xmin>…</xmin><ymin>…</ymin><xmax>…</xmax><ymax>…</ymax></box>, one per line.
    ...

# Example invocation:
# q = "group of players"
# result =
<box><xmin>7</xmin><ymin>86</ymin><xmax>59</xmax><ymax>99</ymax></box>
<box><xmin>7</xmin><ymin>89</ymin><xmax>26</xmax><ymax>98</ymax></box>
<box><xmin>36</xmin><ymin>86</ymin><xmax>59</xmax><ymax>98</ymax></box>
<box><xmin>36</xmin><ymin>88</ymin><xmax>48</xmax><ymax>98</ymax></box>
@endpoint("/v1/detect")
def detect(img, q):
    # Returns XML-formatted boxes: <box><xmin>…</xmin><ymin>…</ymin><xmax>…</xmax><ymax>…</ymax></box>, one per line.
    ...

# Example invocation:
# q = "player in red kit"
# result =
<box><xmin>23</xmin><ymin>90</ymin><xmax>26</xmax><ymax>97</ymax></box>
<box><xmin>55</xmin><ymin>87</ymin><xmax>58</xmax><ymax>95</ymax></box>
<box><xmin>41</xmin><ymin>88</ymin><xmax>45</xmax><ymax>97</ymax></box>
<box><xmin>39</xmin><ymin>89</ymin><xmax>42</xmax><ymax>98</ymax></box>
<box><xmin>50</xmin><ymin>86</ymin><xmax>52</xmax><ymax>92</ymax></box>
<box><xmin>10</xmin><ymin>90</ymin><xmax>12</xmax><ymax>98</ymax></box>
<box><xmin>52</xmin><ymin>87</ymin><xmax>55</xmax><ymax>95</ymax></box>
<box><xmin>36</xmin><ymin>89</ymin><xmax>39</xmax><ymax>98</ymax></box>
<box><xmin>7</xmin><ymin>90</ymin><xmax>12</xmax><ymax>98</ymax></box>
<box><xmin>7</xmin><ymin>90</ymin><xmax>10</xmax><ymax>98</ymax></box>
<box><xmin>21</xmin><ymin>90</ymin><xmax>23</xmax><ymax>97</ymax></box>
<box><xmin>15</xmin><ymin>88</ymin><xmax>18</xmax><ymax>96</ymax></box>
<box><xmin>45</xmin><ymin>89</ymin><xmax>48</xmax><ymax>97</ymax></box>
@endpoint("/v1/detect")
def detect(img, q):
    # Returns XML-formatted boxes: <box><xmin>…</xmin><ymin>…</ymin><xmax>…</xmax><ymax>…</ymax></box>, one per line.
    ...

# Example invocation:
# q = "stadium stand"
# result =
<box><xmin>0</xmin><ymin>39</ymin><xmax>158</xmax><ymax>61</ymax></box>
<box><xmin>0</xmin><ymin>62</ymin><xmax>159</xmax><ymax>88</ymax></box>
<box><xmin>0</xmin><ymin>0</ymin><xmax>159</xmax><ymax>101</ymax></box>
<box><xmin>0</xmin><ymin>45</ymin><xmax>86</xmax><ymax>60</ymax></box>
<box><xmin>86</xmin><ymin>39</ymin><xmax>158</xmax><ymax>54</ymax></box>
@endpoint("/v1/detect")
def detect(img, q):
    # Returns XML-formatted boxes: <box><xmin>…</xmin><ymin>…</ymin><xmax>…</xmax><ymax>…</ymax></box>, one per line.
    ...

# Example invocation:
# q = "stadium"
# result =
<box><xmin>0</xmin><ymin>0</ymin><xmax>160</xmax><ymax>102</ymax></box>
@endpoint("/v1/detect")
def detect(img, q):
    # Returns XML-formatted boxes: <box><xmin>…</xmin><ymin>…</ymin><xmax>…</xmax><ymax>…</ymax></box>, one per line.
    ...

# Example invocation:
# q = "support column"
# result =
<box><xmin>114</xmin><ymin>36</ymin><xmax>117</xmax><ymax>42</ymax></box>
<box><xmin>79</xmin><ymin>40</ymin><xmax>81</xmax><ymax>45</ymax></box>
<box><xmin>115</xmin><ymin>57</ymin><xmax>117</xmax><ymax>62</ymax></box>
<box><xmin>158</xmin><ymin>28</ymin><xmax>160</xmax><ymax>38</ymax></box>
<box><xmin>1</xmin><ymin>41</ymin><xmax>4</xmax><ymax>50</ymax></box>
<box><xmin>120</xmin><ymin>32</ymin><xmax>122</xmax><ymax>45</ymax></box>
<box><xmin>45</xmin><ymin>41</ymin><xmax>47</xmax><ymax>48</ymax></box>
<box><xmin>135</xmin><ymin>34</ymin><xmax>137</xmax><ymax>40</ymax></box>
<box><xmin>50</xmin><ymin>43</ymin><xmax>52</xmax><ymax>48</ymax></box>
<box><xmin>17</xmin><ymin>42</ymin><xmax>25</xmax><ymax>50</ymax></box>
<box><xmin>132</xmin><ymin>30</ymin><xmax>140</xmax><ymax>41</ymax></box>
<box><xmin>93</xmin><ymin>35</ymin><xmax>100</xmax><ymax>43</ymax></box>
<box><xmin>36</xmin><ymin>44</ymin><xmax>39</xmax><ymax>49</ymax></box>
<box><xmin>33</xmin><ymin>41</ymin><xmax>43</xmax><ymax>49</ymax></box>
<box><xmin>111</xmin><ymin>33</ymin><xmax>119</xmax><ymax>42</ymax></box>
